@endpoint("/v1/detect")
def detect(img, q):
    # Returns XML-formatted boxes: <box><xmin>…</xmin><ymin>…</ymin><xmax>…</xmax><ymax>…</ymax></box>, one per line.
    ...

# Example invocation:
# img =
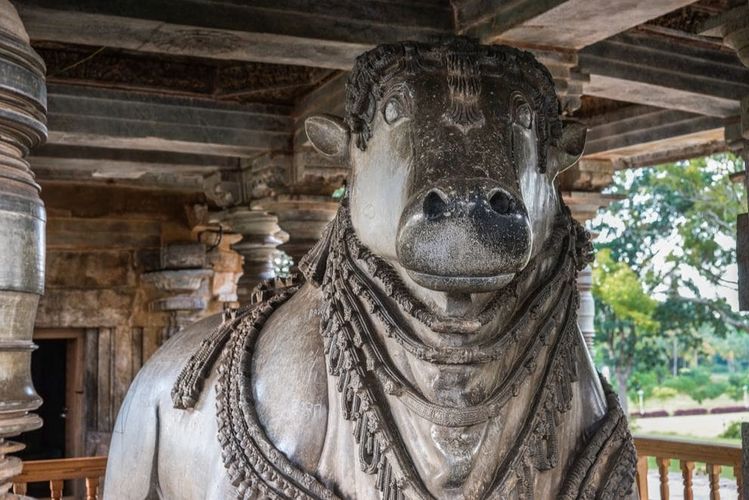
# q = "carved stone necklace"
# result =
<box><xmin>171</xmin><ymin>202</ymin><xmax>636</xmax><ymax>500</ymax></box>
<box><xmin>320</xmin><ymin>204</ymin><xmax>578</xmax><ymax>429</ymax></box>
<box><xmin>308</xmin><ymin>204</ymin><xmax>587</xmax><ymax>499</ymax></box>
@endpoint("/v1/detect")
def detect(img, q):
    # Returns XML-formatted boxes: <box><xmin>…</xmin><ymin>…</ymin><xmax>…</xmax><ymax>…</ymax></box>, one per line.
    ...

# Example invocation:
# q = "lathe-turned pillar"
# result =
<box><xmin>214</xmin><ymin>207</ymin><xmax>288</xmax><ymax>301</ymax></box>
<box><xmin>702</xmin><ymin>4</ymin><xmax>749</xmax><ymax>309</ymax></box>
<box><xmin>0</xmin><ymin>0</ymin><xmax>48</xmax><ymax>493</ymax></box>
<box><xmin>252</xmin><ymin>195</ymin><xmax>339</xmax><ymax>266</ymax></box>
<box><xmin>739</xmin><ymin>147</ymin><xmax>749</xmax><ymax>310</ymax></box>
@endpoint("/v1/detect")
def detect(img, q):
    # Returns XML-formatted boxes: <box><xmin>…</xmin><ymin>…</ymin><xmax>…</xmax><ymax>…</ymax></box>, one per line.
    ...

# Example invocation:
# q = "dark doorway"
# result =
<box><xmin>17</xmin><ymin>338</ymin><xmax>68</xmax><ymax>497</ymax></box>
<box><xmin>18</xmin><ymin>338</ymin><xmax>68</xmax><ymax>461</ymax></box>
<box><xmin>15</xmin><ymin>329</ymin><xmax>86</xmax><ymax>496</ymax></box>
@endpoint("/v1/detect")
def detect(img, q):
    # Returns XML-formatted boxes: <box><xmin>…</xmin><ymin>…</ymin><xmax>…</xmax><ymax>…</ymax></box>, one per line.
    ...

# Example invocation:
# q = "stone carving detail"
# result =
<box><xmin>141</xmin><ymin>236</ymin><xmax>243</xmax><ymax>339</ymax></box>
<box><xmin>213</xmin><ymin>207</ymin><xmax>289</xmax><ymax>300</ymax></box>
<box><xmin>105</xmin><ymin>38</ymin><xmax>636</xmax><ymax>500</ymax></box>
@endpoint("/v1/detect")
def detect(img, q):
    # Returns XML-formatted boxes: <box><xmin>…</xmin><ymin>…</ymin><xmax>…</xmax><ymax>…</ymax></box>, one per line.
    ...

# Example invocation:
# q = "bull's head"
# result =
<box><xmin>305</xmin><ymin>39</ymin><xmax>585</xmax><ymax>301</ymax></box>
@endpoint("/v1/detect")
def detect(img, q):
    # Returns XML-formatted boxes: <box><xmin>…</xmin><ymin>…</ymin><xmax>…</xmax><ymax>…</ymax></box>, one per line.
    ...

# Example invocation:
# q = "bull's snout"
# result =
<box><xmin>396</xmin><ymin>179</ymin><xmax>532</xmax><ymax>293</ymax></box>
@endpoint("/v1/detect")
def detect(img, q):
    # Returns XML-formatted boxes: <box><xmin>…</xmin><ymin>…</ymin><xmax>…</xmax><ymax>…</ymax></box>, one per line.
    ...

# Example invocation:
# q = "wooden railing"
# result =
<box><xmin>4</xmin><ymin>437</ymin><xmax>745</xmax><ymax>500</ymax></box>
<box><xmin>12</xmin><ymin>456</ymin><xmax>107</xmax><ymax>500</ymax></box>
<box><xmin>634</xmin><ymin>435</ymin><xmax>742</xmax><ymax>500</ymax></box>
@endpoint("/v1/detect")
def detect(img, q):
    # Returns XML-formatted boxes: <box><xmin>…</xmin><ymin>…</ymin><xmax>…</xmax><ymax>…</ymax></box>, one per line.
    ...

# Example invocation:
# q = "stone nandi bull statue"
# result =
<box><xmin>105</xmin><ymin>38</ymin><xmax>637</xmax><ymax>499</ymax></box>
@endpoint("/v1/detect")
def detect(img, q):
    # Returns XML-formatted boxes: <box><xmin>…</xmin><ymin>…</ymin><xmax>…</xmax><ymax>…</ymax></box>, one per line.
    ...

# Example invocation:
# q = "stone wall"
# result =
<box><xmin>34</xmin><ymin>182</ymin><xmax>241</xmax><ymax>455</ymax></box>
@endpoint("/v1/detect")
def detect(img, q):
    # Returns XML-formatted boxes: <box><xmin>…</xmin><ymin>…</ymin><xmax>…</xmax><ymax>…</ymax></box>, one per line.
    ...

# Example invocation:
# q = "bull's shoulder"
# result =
<box><xmin>252</xmin><ymin>282</ymin><xmax>329</xmax><ymax>472</ymax></box>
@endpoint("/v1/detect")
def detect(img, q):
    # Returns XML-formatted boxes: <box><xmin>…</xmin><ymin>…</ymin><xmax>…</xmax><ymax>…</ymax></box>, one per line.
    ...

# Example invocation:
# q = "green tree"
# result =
<box><xmin>590</xmin><ymin>154</ymin><xmax>749</xmax><ymax>411</ymax></box>
<box><xmin>664</xmin><ymin>368</ymin><xmax>727</xmax><ymax>404</ymax></box>
<box><xmin>593</xmin><ymin>249</ymin><xmax>660</xmax><ymax>413</ymax></box>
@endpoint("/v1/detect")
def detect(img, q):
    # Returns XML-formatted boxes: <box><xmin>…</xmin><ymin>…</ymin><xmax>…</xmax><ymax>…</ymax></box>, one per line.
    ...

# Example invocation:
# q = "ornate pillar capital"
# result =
<box><xmin>213</xmin><ymin>206</ymin><xmax>288</xmax><ymax>301</ymax></box>
<box><xmin>251</xmin><ymin>195</ymin><xmax>339</xmax><ymax>266</ymax></box>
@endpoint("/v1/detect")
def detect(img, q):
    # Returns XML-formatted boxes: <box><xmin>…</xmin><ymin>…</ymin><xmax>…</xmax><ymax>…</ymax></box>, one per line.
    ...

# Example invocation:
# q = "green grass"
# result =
<box><xmin>632</xmin><ymin>393</ymin><xmax>746</xmax><ymax>412</ymax></box>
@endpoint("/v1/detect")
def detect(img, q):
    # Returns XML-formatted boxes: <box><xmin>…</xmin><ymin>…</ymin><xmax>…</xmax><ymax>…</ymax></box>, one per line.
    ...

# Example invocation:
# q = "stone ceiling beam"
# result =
<box><xmin>29</xmin><ymin>145</ymin><xmax>239</xmax><ymax>192</ymax></box>
<box><xmin>456</xmin><ymin>0</ymin><xmax>700</xmax><ymax>50</ymax></box>
<box><xmin>46</xmin><ymin>84</ymin><xmax>292</xmax><ymax>157</ymax></box>
<box><xmin>31</xmin><ymin>145</ymin><xmax>238</xmax><ymax>174</ymax></box>
<box><xmin>578</xmin><ymin>31</ymin><xmax>749</xmax><ymax>117</ymax></box>
<box><xmin>16</xmin><ymin>0</ymin><xmax>452</xmax><ymax>70</ymax></box>
<box><xmin>560</xmin><ymin>191</ymin><xmax>622</xmax><ymax>224</ymax></box>
<box><xmin>615</xmin><ymin>141</ymin><xmax>728</xmax><ymax>170</ymax></box>
<box><xmin>583</xmin><ymin>104</ymin><xmax>726</xmax><ymax>161</ymax></box>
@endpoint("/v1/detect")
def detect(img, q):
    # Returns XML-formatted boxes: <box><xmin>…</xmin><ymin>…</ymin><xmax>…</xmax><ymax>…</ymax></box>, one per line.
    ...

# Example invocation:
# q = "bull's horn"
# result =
<box><xmin>305</xmin><ymin>114</ymin><xmax>350</xmax><ymax>162</ymax></box>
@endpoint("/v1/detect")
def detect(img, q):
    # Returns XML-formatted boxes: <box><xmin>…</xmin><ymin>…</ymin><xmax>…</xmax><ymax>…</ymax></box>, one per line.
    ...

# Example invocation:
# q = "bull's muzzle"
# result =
<box><xmin>396</xmin><ymin>178</ymin><xmax>532</xmax><ymax>293</ymax></box>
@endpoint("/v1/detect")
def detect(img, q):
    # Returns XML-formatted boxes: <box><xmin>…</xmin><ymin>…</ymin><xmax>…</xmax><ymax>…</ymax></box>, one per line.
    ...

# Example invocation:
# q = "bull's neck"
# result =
<box><xmin>301</xmin><ymin>204</ymin><xmax>576</xmax><ymax>497</ymax></box>
<box><xmin>309</xmin><ymin>203</ymin><xmax>583</xmax><ymax>498</ymax></box>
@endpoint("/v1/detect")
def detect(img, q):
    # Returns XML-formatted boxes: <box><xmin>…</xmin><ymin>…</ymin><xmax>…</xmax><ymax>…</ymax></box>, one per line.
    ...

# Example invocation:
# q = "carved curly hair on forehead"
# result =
<box><xmin>345</xmin><ymin>37</ymin><xmax>562</xmax><ymax>171</ymax></box>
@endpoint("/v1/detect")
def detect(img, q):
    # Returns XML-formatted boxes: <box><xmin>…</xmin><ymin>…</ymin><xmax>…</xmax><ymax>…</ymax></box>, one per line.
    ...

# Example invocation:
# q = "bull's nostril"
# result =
<box><xmin>489</xmin><ymin>190</ymin><xmax>514</xmax><ymax>215</ymax></box>
<box><xmin>423</xmin><ymin>189</ymin><xmax>448</xmax><ymax>220</ymax></box>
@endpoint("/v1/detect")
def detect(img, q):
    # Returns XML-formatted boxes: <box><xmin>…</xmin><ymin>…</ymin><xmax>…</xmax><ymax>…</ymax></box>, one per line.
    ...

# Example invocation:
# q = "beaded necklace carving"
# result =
<box><xmin>172</xmin><ymin>203</ymin><xmax>636</xmax><ymax>499</ymax></box>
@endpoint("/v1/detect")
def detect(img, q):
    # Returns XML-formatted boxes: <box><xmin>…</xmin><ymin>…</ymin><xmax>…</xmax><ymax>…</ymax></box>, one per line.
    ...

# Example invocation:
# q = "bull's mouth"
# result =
<box><xmin>406</xmin><ymin>269</ymin><xmax>516</xmax><ymax>293</ymax></box>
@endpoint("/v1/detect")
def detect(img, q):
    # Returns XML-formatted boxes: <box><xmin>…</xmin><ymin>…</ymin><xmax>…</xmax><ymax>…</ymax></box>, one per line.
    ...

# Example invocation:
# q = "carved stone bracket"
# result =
<box><xmin>530</xmin><ymin>48</ymin><xmax>586</xmax><ymax>114</ymax></box>
<box><xmin>251</xmin><ymin>195</ymin><xmax>339</xmax><ymax>265</ymax></box>
<box><xmin>212</xmin><ymin>207</ymin><xmax>288</xmax><ymax>302</ymax></box>
<box><xmin>240</xmin><ymin>153</ymin><xmax>292</xmax><ymax>201</ymax></box>
<box><xmin>705</xmin><ymin>4</ymin><xmax>749</xmax><ymax>310</ymax></box>
<box><xmin>701</xmin><ymin>3</ymin><xmax>749</xmax><ymax>68</ymax></box>
<box><xmin>561</xmin><ymin>190</ymin><xmax>622</xmax><ymax>225</ymax></box>
<box><xmin>203</xmin><ymin>171</ymin><xmax>242</xmax><ymax>208</ymax></box>
<box><xmin>558</xmin><ymin>159</ymin><xmax>615</xmax><ymax>192</ymax></box>
<box><xmin>0</xmin><ymin>0</ymin><xmax>48</xmax><ymax>493</ymax></box>
<box><xmin>198</xmin><ymin>229</ymin><xmax>243</xmax><ymax>306</ymax></box>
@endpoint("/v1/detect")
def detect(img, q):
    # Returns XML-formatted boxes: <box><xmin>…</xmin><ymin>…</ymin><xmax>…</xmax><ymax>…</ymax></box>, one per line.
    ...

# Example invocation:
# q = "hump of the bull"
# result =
<box><xmin>252</xmin><ymin>282</ymin><xmax>330</xmax><ymax>471</ymax></box>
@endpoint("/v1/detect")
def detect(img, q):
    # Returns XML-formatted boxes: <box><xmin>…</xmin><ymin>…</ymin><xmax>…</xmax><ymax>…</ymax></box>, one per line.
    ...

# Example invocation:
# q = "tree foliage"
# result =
<box><xmin>590</xmin><ymin>153</ymin><xmax>748</xmax><ymax>409</ymax></box>
<box><xmin>593</xmin><ymin>249</ymin><xmax>662</xmax><ymax>411</ymax></box>
<box><xmin>663</xmin><ymin>368</ymin><xmax>727</xmax><ymax>404</ymax></box>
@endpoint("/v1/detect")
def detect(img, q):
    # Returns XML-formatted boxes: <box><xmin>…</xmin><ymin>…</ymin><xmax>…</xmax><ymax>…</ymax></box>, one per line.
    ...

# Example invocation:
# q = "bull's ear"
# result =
<box><xmin>305</xmin><ymin>114</ymin><xmax>350</xmax><ymax>162</ymax></box>
<box><xmin>548</xmin><ymin>120</ymin><xmax>587</xmax><ymax>177</ymax></box>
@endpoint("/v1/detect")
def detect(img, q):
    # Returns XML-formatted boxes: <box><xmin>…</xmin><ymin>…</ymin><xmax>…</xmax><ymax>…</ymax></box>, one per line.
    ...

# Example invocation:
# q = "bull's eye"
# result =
<box><xmin>384</xmin><ymin>97</ymin><xmax>402</xmax><ymax>125</ymax></box>
<box><xmin>515</xmin><ymin>102</ymin><xmax>532</xmax><ymax>129</ymax></box>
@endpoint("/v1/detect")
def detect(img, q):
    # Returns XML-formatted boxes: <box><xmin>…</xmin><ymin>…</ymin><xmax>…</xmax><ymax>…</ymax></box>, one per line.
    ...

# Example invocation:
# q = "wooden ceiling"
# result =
<box><xmin>13</xmin><ymin>0</ymin><xmax>748</xmax><ymax>202</ymax></box>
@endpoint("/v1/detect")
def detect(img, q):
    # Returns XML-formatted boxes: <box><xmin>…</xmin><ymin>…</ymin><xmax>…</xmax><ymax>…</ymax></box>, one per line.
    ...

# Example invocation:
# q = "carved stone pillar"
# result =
<box><xmin>701</xmin><ymin>3</ymin><xmax>749</xmax><ymax>68</ymax></box>
<box><xmin>252</xmin><ymin>195</ymin><xmax>339</xmax><ymax>265</ymax></box>
<box><xmin>0</xmin><ymin>1</ymin><xmax>48</xmax><ymax>493</ymax></box>
<box><xmin>199</xmin><ymin>228</ymin><xmax>243</xmax><ymax>309</ymax></box>
<box><xmin>214</xmin><ymin>207</ymin><xmax>288</xmax><ymax>301</ymax></box>
<box><xmin>577</xmin><ymin>265</ymin><xmax>595</xmax><ymax>351</ymax></box>
<box><xmin>703</xmin><ymin>6</ymin><xmax>749</xmax><ymax>309</ymax></box>
<box><xmin>739</xmin><ymin>148</ymin><xmax>749</xmax><ymax>311</ymax></box>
